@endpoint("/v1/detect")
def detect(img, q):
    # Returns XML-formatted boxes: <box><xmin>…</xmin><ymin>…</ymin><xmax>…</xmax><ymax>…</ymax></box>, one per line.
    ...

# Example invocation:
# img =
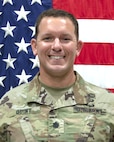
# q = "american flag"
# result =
<box><xmin>0</xmin><ymin>0</ymin><xmax>52</xmax><ymax>98</ymax></box>
<box><xmin>0</xmin><ymin>0</ymin><xmax>114</xmax><ymax>98</ymax></box>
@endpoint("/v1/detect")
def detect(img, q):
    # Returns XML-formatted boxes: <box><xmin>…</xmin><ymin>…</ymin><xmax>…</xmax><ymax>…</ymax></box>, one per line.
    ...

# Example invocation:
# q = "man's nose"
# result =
<box><xmin>51</xmin><ymin>38</ymin><xmax>62</xmax><ymax>51</ymax></box>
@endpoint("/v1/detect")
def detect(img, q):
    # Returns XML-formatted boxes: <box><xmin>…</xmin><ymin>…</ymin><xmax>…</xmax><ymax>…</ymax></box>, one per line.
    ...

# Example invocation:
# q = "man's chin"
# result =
<box><xmin>48</xmin><ymin>67</ymin><xmax>67</xmax><ymax>75</ymax></box>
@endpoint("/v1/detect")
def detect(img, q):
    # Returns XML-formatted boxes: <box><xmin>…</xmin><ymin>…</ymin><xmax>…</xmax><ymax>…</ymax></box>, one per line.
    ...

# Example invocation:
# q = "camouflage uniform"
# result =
<box><xmin>0</xmin><ymin>71</ymin><xmax>114</xmax><ymax>142</ymax></box>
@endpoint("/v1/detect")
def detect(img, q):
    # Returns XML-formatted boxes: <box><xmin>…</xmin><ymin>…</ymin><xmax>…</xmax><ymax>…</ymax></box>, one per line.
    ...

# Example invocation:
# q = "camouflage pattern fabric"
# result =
<box><xmin>0</xmin><ymin>71</ymin><xmax>114</xmax><ymax>142</ymax></box>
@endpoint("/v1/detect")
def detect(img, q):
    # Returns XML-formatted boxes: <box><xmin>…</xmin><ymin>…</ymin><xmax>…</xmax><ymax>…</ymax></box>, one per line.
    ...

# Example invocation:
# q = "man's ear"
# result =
<box><xmin>76</xmin><ymin>40</ymin><xmax>83</xmax><ymax>56</ymax></box>
<box><xmin>31</xmin><ymin>38</ymin><xmax>38</xmax><ymax>56</ymax></box>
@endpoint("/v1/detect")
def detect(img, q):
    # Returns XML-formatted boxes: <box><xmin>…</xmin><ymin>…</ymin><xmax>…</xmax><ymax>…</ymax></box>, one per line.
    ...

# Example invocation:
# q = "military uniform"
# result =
<box><xmin>0</xmin><ymin>71</ymin><xmax>114</xmax><ymax>142</ymax></box>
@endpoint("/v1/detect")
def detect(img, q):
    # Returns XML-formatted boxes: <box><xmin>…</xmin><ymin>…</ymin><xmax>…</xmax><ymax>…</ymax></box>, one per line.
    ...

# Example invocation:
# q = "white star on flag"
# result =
<box><xmin>0</xmin><ymin>76</ymin><xmax>6</xmax><ymax>87</ymax></box>
<box><xmin>9</xmin><ymin>86</ymin><xmax>13</xmax><ymax>91</ymax></box>
<box><xmin>15</xmin><ymin>38</ymin><xmax>30</xmax><ymax>53</ymax></box>
<box><xmin>16</xmin><ymin>70</ymin><xmax>32</xmax><ymax>85</ymax></box>
<box><xmin>3</xmin><ymin>54</ymin><xmax>16</xmax><ymax>69</ymax></box>
<box><xmin>31</xmin><ymin>0</ymin><xmax>42</xmax><ymax>5</ymax></box>
<box><xmin>2</xmin><ymin>0</ymin><xmax>13</xmax><ymax>5</ymax></box>
<box><xmin>14</xmin><ymin>5</ymin><xmax>31</xmax><ymax>21</ymax></box>
<box><xmin>0</xmin><ymin>44</ymin><xmax>4</xmax><ymax>55</ymax></box>
<box><xmin>0</xmin><ymin>12</ymin><xmax>2</xmax><ymax>15</ymax></box>
<box><xmin>30</xmin><ymin>56</ymin><xmax>39</xmax><ymax>69</ymax></box>
<box><xmin>29</xmin><ymin>26</ymin><xmax>35</xmax><ymax>37</ymax></box>
<box><xmin>1</xmin><ymin>21</ymin><xmax>16</xmax><ymax>38</ymax></box>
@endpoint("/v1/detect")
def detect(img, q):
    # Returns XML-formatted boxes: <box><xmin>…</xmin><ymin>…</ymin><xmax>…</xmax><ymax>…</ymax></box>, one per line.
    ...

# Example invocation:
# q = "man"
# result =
<box><xmin>0</xmin><ymin>9</ymin><xmax>114</xmax><ymax>142</ymax></box>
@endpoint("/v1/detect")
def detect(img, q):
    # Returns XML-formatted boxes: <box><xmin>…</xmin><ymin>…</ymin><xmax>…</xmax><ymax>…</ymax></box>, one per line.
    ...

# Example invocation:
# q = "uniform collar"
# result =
<box><xmin>27</xmin><ymin>71</ymin><xmax>89</xmax><ymax>108</ymax></box>
<box><xmin>73</xmin><ymin>71</ymin><xmax>88</xmax><ymax>104</ymax></box>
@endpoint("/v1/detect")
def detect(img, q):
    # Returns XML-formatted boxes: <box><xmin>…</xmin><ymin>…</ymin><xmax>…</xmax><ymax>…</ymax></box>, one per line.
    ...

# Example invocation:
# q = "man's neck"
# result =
<box><xmin>39</xmin><ymin>70</ymin><xmax>76</xmax><ymax>88</ymax></box>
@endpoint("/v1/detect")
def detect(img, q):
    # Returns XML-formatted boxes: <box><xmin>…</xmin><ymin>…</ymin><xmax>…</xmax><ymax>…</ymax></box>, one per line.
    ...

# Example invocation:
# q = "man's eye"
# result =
<box><xmin>64</xmin><ymin>38</ymin><xmax>70</xmax><ymax>40</ymax></box>
<box><xmin>43</xmin><ymin>37</ymin><xmax>53</xmax><ymax>41</ymax></box>
<box><xmin>61</xmin><ymin>38</ymin><xmax>71</xmax><ymax>42</ymax></box>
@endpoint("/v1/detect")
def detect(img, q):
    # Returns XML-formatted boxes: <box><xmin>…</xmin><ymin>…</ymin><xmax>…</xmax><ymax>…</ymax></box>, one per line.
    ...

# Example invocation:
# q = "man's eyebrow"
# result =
<box><xmin>40</xmin><ymin>33</ymin><xmax>73</xmax><ymax>37</ymax></box>
<box><xmin>41</xmin><ymin>33</ymin><xmax>53</xmax><ymax>36</ymax></box>
<box><xmin>61</xmin><ymin>34</ymin><xmax>72</xmax><ymax>36</ymax></box>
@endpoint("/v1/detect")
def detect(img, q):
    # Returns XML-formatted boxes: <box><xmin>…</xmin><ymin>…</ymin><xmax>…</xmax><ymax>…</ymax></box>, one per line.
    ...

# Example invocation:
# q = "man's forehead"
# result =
<box><xmin>40</xmin><ymin>16</ymin><xmax>72</xmax><ymax>24</ymax></box>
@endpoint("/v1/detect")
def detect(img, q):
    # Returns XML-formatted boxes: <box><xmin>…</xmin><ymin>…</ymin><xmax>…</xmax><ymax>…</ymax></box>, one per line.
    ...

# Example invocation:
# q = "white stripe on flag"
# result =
<box><xmin>74</xmin><ymin>65</ymin><xmax>114</xmax><ymax>88</ymax></box>
<box><xmin>78</xmin><ymin>19</ymin><xmax>114</xmax><ymax>43</ymax></box>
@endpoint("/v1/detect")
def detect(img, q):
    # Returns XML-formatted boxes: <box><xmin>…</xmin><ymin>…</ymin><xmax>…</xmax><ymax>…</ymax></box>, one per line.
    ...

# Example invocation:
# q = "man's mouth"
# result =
<box><xmin>49</xmin><ymin>55</ymin><xmax>65</xmax><ymax>59</ymax></box>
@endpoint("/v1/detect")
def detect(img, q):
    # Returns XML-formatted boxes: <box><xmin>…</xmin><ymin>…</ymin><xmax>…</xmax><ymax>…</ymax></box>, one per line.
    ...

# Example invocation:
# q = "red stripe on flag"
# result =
<box><xmin>108</xmin><ymin>89</ymin><xmax>114</xmax><ymax>93</ymax></box>
<box><xmin>75</xmin><ymin>43</ymin><xmax>114</xmax><ymax>65</ymax></box>
<box><xmin>53</xmin><ymin>0</ymin><xmax>114</xmax><ymax>19</ymax></box>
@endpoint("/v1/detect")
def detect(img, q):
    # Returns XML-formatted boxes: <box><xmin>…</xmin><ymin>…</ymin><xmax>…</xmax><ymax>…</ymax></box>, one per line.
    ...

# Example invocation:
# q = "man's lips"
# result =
<box><xmin>48</xmin><ymin>55</ymin><xmax>65</xmax><ymax>59</ymax></box>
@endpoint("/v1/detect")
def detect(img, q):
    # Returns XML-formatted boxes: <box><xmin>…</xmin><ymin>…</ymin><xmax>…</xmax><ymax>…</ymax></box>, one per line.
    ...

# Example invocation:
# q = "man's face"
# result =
<box><xmin>31</xmin><ymin>17</ymin><xmax>82</xmax><ymax>76</ymax></box>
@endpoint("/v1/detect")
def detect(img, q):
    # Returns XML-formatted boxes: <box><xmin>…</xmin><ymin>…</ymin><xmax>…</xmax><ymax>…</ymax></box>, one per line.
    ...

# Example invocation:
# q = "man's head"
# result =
<box><xmin>34</xmin><ymin>9</ymin><xmax>79</xmax><ymax>40</ymax></box>
<box><xmin>31</xmin><ymin>9</ymin><xmax>82</xmax><ymax>85</ymax></box>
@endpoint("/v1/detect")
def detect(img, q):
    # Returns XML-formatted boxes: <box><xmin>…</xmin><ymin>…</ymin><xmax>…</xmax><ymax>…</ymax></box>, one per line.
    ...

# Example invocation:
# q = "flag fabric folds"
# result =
<box><xmin>0</xmin><ymin>0</ymin><xmax>114</xmax><ymax>98</ymax></box>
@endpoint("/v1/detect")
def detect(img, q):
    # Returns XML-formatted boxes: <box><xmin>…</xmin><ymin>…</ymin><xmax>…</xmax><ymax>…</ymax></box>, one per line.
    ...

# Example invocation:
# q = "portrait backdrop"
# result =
<box><xmin>0</xmin><ymin>0</ymin><xmax>114</xmax><ymax>98</ymax></box>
